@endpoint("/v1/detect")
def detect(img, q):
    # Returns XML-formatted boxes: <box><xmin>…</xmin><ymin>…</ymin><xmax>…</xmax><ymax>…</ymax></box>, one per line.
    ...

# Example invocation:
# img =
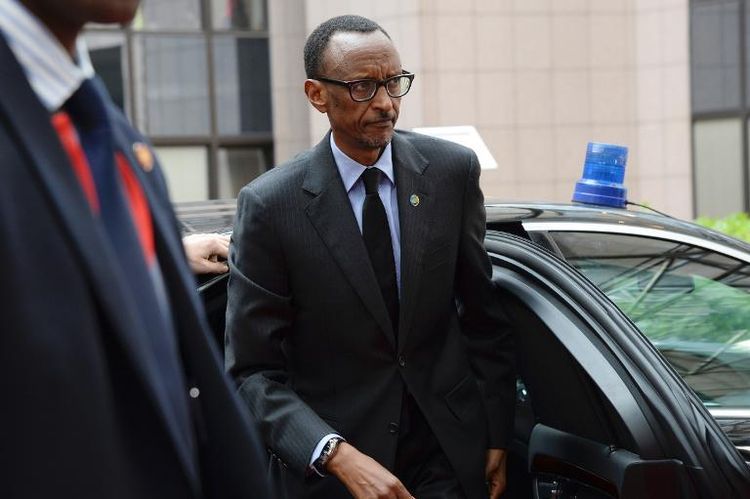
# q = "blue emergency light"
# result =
<box><xmin>572</xmin><ymin>142</ymin><xmax>629</xmax><ymax>208</ymax></box>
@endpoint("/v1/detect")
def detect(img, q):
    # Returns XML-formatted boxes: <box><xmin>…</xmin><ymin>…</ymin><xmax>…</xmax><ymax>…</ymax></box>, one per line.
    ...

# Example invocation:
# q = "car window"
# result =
<box><xmin>548</xmin><ymin>231</ymin><xmax>750</xmax><ymax>409</ymax></box>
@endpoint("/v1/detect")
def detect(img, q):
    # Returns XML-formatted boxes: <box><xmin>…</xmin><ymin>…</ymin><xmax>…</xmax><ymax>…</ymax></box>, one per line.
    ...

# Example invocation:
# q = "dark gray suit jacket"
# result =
<box><xmin>226</xmin><ymin>130</ymin><xmax>515</xmax><ymax>498</ymax></box>
<box><xmin>0</xmin><ymin>34</ymin><xmax>270</xmax><ymax>498</ymax></box>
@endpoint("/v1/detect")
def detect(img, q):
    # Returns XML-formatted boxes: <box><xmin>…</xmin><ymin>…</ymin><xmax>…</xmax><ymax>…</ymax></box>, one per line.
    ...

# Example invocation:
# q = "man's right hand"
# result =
<box><xmin>182</xmin><ymin>233</ymin><xmax>230</xmax><ymax>274</ymax></box>
<box><xmin>326</xmin><ymin>442</ymin><xmax>413</xmax><ymax>499</ymax></box>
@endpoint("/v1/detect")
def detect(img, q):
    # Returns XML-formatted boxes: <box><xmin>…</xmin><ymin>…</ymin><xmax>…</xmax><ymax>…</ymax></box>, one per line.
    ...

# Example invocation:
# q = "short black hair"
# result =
<box><xmin>303</xmin><ymin>15</ymin><xmax>391</xmax><ymax>79</ymax></box>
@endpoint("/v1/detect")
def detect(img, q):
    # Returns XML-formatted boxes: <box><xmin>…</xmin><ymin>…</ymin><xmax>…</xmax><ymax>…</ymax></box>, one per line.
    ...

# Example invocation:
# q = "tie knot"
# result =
<box><xmin>362</xmin><ymin>167</ymin><xmax>381</xmax><ymax>195</ymax></box>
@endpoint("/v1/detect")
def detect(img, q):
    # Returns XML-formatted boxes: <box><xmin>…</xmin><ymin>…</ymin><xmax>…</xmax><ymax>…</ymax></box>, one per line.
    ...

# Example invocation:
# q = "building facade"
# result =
<box><xmin>271</xmin><ymin>0</ymin><xmax>692</xmax><ymax>218</ymax></box>
<box><xmin>90</xmin><ymin>0</ymin><xmax>742</xmax><ymax>221</ymax></box>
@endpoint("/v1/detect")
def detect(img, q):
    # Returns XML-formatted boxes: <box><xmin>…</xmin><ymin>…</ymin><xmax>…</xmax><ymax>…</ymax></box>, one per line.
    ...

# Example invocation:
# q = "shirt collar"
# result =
<box><xmin>0</xmin><ymin>0</ymin><xmax>95</xmax><ymax>112</ymax></box>
<box><xmin>330</xmin><ymin>133</ymin><xmax>395</xmax><ymax>193</ymax></box>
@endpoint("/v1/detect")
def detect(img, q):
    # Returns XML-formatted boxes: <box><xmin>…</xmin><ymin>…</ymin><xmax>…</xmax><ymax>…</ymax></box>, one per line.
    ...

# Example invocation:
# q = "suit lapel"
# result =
<box><xmin>303</xmin><ymin>134</ymin><xmax>396</xmax><ymax>348</ymax></box>
<box><xmin>392</xmin><ymin>133</ymin><xmax>432</xmax><ymax>345</ymax></box>
<box><xmin>0</xmin><ymin>40</ymin><xmax>199</xmax><ymax>495</ymax></box>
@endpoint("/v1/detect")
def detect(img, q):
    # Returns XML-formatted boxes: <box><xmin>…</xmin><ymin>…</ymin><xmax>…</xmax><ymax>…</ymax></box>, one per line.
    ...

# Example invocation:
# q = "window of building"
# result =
<box><xmin>156</xmin><ymin>146</ymin><xmax>209</xmax><ymax>202</ymax></box>
<box><xmin>691</xmin><ymin>0</ymin><xmax>741</xmax><ymax>113</ymax></box>
<box><xmin>213</xmin><ymin>35</ymin><xmax>272</xmax><ymax>135</ymax></box>
<box><xmin>217</xmin><ymin>147</ymin><xmax>271</xmax><ymax>198</ymax></box>
<box><xmin>134</xmin><ymin>0</ymin><xmax>203</xmax><ymax>31</ymax></box>
<box><xmin>86</xmin><ymin>32</ymin><xmax>129</xmax><ymax>112</ymax></box>
<box><xmin>691</xmin><ymin>0</ymin><xmax>750</xmax><ymax>217</ymax></box>
<box><xmin>85</xmin><ymin>0</ymin><xmax>272</xmax><ymax>202</ymax></box>
<box><xmin>210</xmin><ymin>0</ymin><xmax>268</xmax><ymax>30</ymax></box>
<box><xmin>693</xmin><ymin>118</ymin><xmax>745</xmax><ymax>217</ymax></box>
<box><xmin>135</xmin><ymin>34</ymin><xmax>211</xmax><ymax>136</ymax></box>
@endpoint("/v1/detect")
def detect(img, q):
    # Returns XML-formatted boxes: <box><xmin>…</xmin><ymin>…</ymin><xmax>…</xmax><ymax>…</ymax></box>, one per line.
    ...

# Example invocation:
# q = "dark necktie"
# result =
<box><xmin>362</xmin><ymin>167</ymin><xmax>399</xmax><ymax>333</ymax></box>
<box><xmin>59</xmin><ymin>78</ymin><xmax>198</xmax><ymax>471</ymax></box>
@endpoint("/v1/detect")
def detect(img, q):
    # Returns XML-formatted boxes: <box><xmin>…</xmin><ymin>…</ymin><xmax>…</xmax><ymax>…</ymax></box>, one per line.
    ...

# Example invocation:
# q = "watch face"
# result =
<box><xmin>318</xmin><ymin>437</ymin><xmax>342</xmax><ymax>471</ymax></box>
<box><xmin>323</xmin><ymin>438</ymin><xmax>337</xmax><ymax>457</ymax></box>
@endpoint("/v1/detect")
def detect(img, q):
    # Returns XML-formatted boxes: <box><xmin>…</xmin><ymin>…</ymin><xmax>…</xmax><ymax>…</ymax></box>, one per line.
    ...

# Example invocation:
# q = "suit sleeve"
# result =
<box><xmin>455</xmin><ymin>152</ymin><xmax>516</xmax><ymax>448</ymax></box>
<box><xmin>225</xmin><ymin>185</ymin><xmax>336</xmax><ymax>476</ymax></box>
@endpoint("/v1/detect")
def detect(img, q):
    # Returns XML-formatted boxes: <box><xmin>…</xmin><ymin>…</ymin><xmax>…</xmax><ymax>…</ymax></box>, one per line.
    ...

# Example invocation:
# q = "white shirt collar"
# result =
<box><xmin>0</xmin><ymin>0</ymin><xmax>95</xmax><ymax>112</ymax></box>
<box><xmin>329</xmin><ymin>133</ymin><xmax>395</xmax><ymax>193</ymax></box>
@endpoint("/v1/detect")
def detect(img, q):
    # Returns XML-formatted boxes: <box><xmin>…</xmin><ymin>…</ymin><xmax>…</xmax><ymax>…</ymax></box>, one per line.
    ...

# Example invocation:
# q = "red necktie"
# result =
<box><xmin>51</xmin><ymin>110</ymin><xmax>100</xmax><ymax>212</ymax></box>
<box><xmin>51</xmin><ymin>106</ymin><xmax>155</xmax><ymax>265</ymax></box>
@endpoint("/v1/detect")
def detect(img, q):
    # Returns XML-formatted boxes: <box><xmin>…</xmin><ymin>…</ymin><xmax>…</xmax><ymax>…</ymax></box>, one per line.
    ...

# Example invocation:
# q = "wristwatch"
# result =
<box><xmin>313</xmin><ymin>436</ymin><xmax>344</xmax><ymax>475</ymax></box>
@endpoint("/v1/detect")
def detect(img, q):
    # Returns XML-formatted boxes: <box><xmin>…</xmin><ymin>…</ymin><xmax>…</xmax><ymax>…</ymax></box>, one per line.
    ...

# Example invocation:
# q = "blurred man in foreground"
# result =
<box><xmin>0</xmin><ymin>1</ymin><xmax>269</xmax><ymax>497</ymax></box>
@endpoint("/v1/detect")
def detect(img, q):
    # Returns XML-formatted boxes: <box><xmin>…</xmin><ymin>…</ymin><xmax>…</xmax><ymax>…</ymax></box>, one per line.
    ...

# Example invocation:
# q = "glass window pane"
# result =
<box><xmin>693</xmin><ymin>118</ymin><xmax>744</xmax><ymax>217</ymax></box>
<box><xmin>210</xmin><ymin>0</ymin><xmax>267</xmax><ymax>30</ymax></box>
<box><xmin>213</xmin><ymin>36</ymin><xmax>272</xmax><ymax>135</ymax></box>
<box><xmin>84</xmin><ymin>31</ymin><xmax>128</xmax><ymax>114</ymax></box>
<box><xmin>132</xmin><ymin>0</ymin><xmax>202</xmax><ymax>30</ymax></box>
<box><xmin>217</xmin><ymin>147</ymin><xmax>270</xmax><ymax>198</ymax></box>
<box><xmin>550</xmin><ymin>231</ymin><xmax>750</xmax><ymax>408</ymax></box>
<box><xmin>134</xmin><ymin>35</ymin><xmax>210</xmax><ymax>136</ymax></box>
<box><xmin>690</xmin><ymin>0</ymin><xmax>741</xmax><ymax>112</ymax></box>
<box><xmin>154</xmin><ymin>146</ymin><xmax>208</xmax><ymax>202</ymax></box>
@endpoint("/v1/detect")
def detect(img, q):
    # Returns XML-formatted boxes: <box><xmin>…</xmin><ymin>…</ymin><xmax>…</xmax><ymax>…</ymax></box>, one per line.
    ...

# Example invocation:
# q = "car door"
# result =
<box><xmin>526</xmin><ymin>225</ymin><xmax>750</xmax><ymax>459</ymax></box>
<box><xmin>486</xmin><ymin>231</ymin><xmax>750</xmax><ymax>498</ymax></box>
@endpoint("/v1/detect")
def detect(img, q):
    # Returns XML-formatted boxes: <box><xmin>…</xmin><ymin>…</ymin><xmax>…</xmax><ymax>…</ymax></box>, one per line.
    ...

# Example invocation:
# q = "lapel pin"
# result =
<box><xmin>132</xmin><ymin>142</ymin><xmax>154</xmax><ymax>172</ymax></box>
<box><xmin>409</xmin><ymin>194</ymin><xmax>420</xmax><ymax>207</ymax></box>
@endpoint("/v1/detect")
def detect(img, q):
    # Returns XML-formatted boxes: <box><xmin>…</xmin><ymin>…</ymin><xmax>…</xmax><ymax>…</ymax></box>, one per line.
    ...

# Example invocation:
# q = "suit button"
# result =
<box><xmin>189</xmin><ymin>387</ymin><xmax>200</xmax><ymax>399</ymax></box>
<box><xmin>388</xmin><ymin>422</ymin><xmax>399</xmax><ymax>435</ymax></box>
<box><xmin>398</xmin><ymin>355</ymin><xmax>406</xmax><ymax>367</ymax></box>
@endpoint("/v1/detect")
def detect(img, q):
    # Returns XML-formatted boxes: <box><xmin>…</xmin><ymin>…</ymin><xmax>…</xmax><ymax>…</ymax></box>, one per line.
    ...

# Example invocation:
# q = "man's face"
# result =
<box><xmin>309</xmin><ymin>30</ymin><xmax>404</xmax><ymax>165</ymax></box>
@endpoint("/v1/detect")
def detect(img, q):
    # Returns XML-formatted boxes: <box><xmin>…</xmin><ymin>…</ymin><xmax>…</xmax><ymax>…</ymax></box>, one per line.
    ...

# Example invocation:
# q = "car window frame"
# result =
<box><xmin>486</xmin><ymin>231</ymin><xmax>750</xmax><ymax>496</ymax></box>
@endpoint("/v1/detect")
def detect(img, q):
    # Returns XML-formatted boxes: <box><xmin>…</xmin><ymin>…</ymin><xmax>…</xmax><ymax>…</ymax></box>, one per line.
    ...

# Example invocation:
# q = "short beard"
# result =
<box><xmin>357</xmin><ymin>133</ymin><xmax>392</xmax><ymax>149</ymax></box>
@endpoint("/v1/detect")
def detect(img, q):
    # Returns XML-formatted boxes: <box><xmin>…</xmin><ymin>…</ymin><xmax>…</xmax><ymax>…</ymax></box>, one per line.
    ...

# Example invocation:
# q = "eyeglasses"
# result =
<box><xmin>315</xmin><ymin>71</ymin><xmax>415</xmax><ymax>102</ymax></box>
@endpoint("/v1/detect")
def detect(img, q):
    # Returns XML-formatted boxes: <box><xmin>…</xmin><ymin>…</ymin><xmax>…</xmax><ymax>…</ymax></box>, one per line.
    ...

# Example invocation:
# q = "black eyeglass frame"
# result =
<box><xmin>315</xmin><ymin>70</ymin><xmax>415</xmax><ymax>102</ymax></box>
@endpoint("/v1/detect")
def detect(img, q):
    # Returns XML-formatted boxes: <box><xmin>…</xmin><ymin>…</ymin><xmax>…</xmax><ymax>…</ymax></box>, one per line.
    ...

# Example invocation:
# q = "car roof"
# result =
<box><xmin>486</xmin><ymin>201</ymin><xmax>750</xmax><ymax>256</ymax></box>
<box><xmin>173</xmin><ymin>198</ymin><xmax>750</xmax><ymax>258</ymax></box>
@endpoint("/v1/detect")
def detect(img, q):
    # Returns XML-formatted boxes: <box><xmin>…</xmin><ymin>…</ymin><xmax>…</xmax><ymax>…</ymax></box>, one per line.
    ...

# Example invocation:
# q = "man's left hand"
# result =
<box><xmin>485</xmin><ymin>448</ymin><xmax>507</xmax><ymax>499</ymax></box>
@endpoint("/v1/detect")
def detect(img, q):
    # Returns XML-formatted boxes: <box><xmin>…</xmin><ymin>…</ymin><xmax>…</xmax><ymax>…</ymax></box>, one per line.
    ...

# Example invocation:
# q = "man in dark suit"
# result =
<box><xmin>0</xmin><ymin>1</ymin><xmax>269</xmax><ymax>497</ymax></box>
<box><xmin>226</xmin><ymin>14</ymin><xmax>515</xmax><ymax>499</ymax></box>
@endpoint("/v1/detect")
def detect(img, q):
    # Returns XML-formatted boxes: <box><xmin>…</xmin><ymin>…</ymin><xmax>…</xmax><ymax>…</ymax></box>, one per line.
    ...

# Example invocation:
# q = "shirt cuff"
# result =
<box><xmin>308</xmin><ymin>433</ymin><xmax>343</xmax><ymax>477</ymax></box>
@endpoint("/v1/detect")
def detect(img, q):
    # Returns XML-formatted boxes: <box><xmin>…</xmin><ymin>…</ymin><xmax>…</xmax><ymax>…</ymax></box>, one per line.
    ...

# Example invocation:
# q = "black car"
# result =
<box><xmin>178</xmin><ymin>199</ymin><xmax>750</xmax><ymax>498</ymax></box>
<box><xmin>488</xmin><ymin>202</ymin><xmax>750</xmax><ymax>459</ymax></box>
